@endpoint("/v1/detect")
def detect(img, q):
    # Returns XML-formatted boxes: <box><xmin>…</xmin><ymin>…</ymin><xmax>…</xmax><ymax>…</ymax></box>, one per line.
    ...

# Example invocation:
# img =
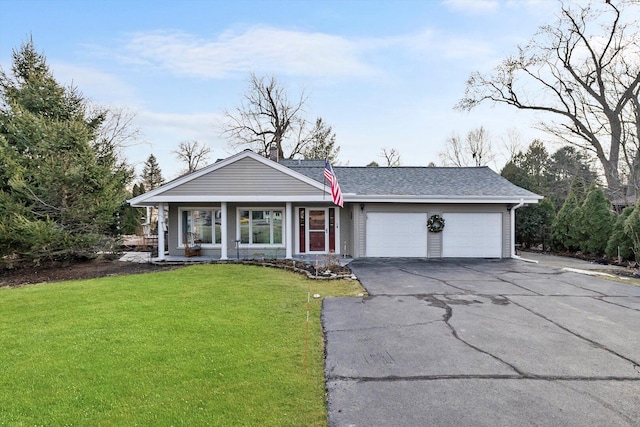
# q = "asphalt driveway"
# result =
<box><xmin>323</xmin><ymin>258</ymin><xmax>640</xmax><ymax>426</ymax></box>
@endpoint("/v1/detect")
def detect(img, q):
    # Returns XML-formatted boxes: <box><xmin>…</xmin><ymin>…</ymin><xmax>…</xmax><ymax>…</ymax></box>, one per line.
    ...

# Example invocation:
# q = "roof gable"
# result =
<box><xmin>129</xmin><ymin>150</ymin><xmax>328</xmax><ymax>205</ymax></box>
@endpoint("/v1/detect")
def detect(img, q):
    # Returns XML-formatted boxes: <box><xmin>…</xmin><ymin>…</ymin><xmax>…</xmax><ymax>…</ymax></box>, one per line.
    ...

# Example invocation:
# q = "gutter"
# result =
<box><xmin>509</xmin><ymin>199</ymin><xmax>538</xmax><ymax>263</ymax></box>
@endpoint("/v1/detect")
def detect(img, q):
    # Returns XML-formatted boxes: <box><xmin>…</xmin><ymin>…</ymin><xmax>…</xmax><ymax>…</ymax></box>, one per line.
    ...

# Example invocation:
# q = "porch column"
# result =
<box><xmin>285</xmin><ymin>202</ymin><xmax>293</xmax><ymax>259</ymax></box>
<box><xmin>157</xmin><ymin>203</ymin><xmax>166</xmax><ymax>261</ymax></box>
<box><xmin>220</xmin><ymin>202</ymin><xmax>228</xmax><ymax>260</ymax></box>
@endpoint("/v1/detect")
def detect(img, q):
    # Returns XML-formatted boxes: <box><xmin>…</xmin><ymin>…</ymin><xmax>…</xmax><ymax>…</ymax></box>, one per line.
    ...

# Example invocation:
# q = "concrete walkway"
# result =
<box><xmin>118</xmin><ymin>251</ymin><xmax>153</xmax><ymax>263</ymax></box>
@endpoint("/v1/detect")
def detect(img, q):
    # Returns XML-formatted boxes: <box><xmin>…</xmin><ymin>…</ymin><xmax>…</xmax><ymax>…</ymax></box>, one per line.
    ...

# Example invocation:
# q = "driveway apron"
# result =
<box><xmin>323</xmin><ymin>258</ymin><xmax>640</xmax><ymax>426</ymax></box>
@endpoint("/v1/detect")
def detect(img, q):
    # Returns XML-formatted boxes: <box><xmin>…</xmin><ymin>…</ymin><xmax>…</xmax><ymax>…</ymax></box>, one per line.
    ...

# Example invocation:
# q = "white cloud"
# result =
<box><xmin>120</xmin><ymin>27</ymin><xmax>376</xmax><ymax>79</ymax></box>
<box><xmin>108</xmin><ymin>23</ymin><xmax>503</xmax><ymax>84</ymax></box>
<box><xmin>49</xmin><ymin>62</ymin><xmax>140</xmax><ymax>106</ymax></box>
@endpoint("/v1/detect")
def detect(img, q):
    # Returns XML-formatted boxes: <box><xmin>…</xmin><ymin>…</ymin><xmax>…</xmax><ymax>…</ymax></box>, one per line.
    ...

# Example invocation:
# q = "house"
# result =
<box><xmin>128</xmin><ymin>149</ymin><xmax>542</xmax><ymax>260</ymax></box>
<box><xmin>611</xmin><ymin>195</ymin><xmax>636</xmax><ymax>214</ymax></box>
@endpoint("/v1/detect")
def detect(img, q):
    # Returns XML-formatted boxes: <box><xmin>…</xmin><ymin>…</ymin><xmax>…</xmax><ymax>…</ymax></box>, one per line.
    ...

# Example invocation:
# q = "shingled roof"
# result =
<box><xmin>280</xmin><ymin>159</ymin><xmax>541</xmax><ymax>200</ymax></box>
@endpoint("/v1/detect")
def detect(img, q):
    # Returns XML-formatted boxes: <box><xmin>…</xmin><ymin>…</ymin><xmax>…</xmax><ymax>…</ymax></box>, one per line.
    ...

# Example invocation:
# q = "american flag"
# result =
<box><xmin>324</xmin><ymin>161</ymin><xmax>344</xmax><ymax>208</ymax></box>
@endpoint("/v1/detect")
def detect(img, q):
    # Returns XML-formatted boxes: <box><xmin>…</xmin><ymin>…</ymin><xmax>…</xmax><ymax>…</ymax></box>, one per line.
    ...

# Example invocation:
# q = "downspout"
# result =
<box><xmin>510</xmin><ymin>199</ymin><xmax>538</xmax><ymax>263</ymax></box>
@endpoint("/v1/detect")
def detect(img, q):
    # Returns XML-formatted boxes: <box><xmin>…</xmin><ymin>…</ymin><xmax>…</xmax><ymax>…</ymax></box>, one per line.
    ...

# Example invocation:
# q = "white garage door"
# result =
<box><xmin>366</xmin><ymin>212</ymin><xmax>427</xmax><ymax>257</ymax></box>
<box><xmin>442</xmin><ymin>213</ymin><xmax>502</xmax><ymax>258</ymax></box>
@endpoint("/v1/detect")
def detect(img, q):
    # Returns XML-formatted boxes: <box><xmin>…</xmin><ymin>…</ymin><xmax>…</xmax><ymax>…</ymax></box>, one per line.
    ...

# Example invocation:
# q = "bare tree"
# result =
<box><xmin>456</xmin><ymin>1</ymin><xmax>640</xmax><ymax>196</ymax></box>
<box><xmin>439</xmin><ymin>133</ymin><xmax>465</xmax><ymax>167</ymax></box>
<box><xmin>439</xmin><ymin>127</ymin><xmax>495</xmax><ymax>167</ymax></box>
<box><xmin>381</xmin><ymin>147</ymin><xmax>401</xmax><ymax>167</ymax></box>
<box><xmin>220</xmin><ymin>74</ymin><xmax>341</xmax><ymax>161</ymax></box>
<box><xmin>501</xmin><ymin>128</ymin><xmax>525</xmax><ymax>163</ymax></box>
<box><xmin>173</xmin><ymin>140</ymin><xmax>212</xmax><ymax>173</ymax></box>
<box><xmin>221</xmin><ymin>73</ymin><xmax>307</xmax><ymax>159</ymax></box>
<box><xmin>91</xmin><ymin>107</ymin><xmax>140</xmax><ymax>174</ymax></box>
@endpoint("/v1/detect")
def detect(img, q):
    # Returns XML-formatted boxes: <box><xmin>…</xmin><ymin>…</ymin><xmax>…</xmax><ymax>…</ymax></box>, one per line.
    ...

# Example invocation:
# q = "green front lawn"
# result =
<box><xmin>0</xmin><ymin>264</ymin><xmax>363</xmax><ymax>426</ymax></box>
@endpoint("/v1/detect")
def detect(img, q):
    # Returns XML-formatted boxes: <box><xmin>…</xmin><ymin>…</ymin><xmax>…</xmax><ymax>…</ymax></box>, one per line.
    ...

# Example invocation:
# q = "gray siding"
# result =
<box><xmin>502</xmin><ymin>212</ymin><xmax>510</xmax><ymax>258</ymax></box>
<box><xmin>168</xmin><ymin>204</ymin><xmax>179</xmax><ymax>251</ymax></box>
<box><xmin>355</xmin><ymin>206</ymin><xmax>366</xmax><ymax>258</ymax></box>
<box><xmin>427</xmin><ymin>209</ymin><xmax>443</xmax><ymax>258</ymax></box>
<box><xmin>162</xmin><ymin>157</ymin><xmax>322</xmax><ymax>197</ymax></box>
<box><xmin>340</xmin><ymin>206</ymin><xmax>354</xmax><ymax>257</ymax></box>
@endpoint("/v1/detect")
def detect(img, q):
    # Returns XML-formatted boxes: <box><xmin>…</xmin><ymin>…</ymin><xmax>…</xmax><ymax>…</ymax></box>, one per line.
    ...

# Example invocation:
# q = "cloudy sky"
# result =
<box><xmin>0</xmin><ymin>0</ymin><xmax>560</xmax><ymax>180</ymax></box>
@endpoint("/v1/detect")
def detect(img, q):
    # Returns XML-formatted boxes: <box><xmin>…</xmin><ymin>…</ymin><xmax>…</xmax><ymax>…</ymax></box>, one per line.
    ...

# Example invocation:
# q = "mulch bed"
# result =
<box><xmin>236</xmin><ymin>258</ymin><xmax>354</xmax><ymax>280</ymax></box>
<box><xmin>0</xmin><ymin>258</ymin><xmax>182</xmax><ymax>288</ymax></box>
<box><xmin>1</xmin><ymin>256</ymin><xmax>354</xmax><ymax>288</ymax></box>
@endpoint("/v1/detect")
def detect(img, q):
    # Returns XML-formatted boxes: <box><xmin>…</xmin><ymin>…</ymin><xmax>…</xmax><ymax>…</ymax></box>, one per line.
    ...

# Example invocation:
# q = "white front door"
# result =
<box><xmin>307</xmin><ymin>208</ymin><xmax>328</xmax><ymax>253</ymax></box>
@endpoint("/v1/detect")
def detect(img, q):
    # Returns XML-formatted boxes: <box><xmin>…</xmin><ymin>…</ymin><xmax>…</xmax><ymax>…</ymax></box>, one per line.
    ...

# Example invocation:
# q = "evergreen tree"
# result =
<box><xmin>0</xmin><ymin>39</ymin><xmax>132</xmax><ymax>263</ymax></box>
<box><xmin>578</xmin><ymin>183</ymin><xmax>614</xmax><ymax>255</ymax></box>
<box><xmin>516</xmin><ymin>199</ymin><xmax>556</xmax><ymax>250</ymax></box>
<box><xmin>120</xmin><ymin>184</ymin><xmax>146</xmax><ymax>235</ymax></box>
<box><xmin>547</xmin><ymin>146</ymin><xmax>598</xmax><ymax>210</ymax></box>
<box><xmin>624</xmin><ymin>200</ymin><xmax>640</xmax><ymax>262</ymax></box>
<box><xmin>142</xmin><ymin>154</ymin><xmax>164</xmax><ymax>190</ymax></box>
<box><xmin>300</xmin><ymin>117</ymin><xmax>340</xmax><ymax>163</ymax></box>
<box><xmin>551</xmin><ymin>178</ymin><xmax>588</xmax><ymax>251</ymax></box>
<box><xmin>501</xmin><ymin>141</ymin><xmax>555</xmax><ymax>249</ymax></box>
<box><xmin>606</xmin><ymin>206</ymin><xmax>635</xmax><ymax>261</ymax></box>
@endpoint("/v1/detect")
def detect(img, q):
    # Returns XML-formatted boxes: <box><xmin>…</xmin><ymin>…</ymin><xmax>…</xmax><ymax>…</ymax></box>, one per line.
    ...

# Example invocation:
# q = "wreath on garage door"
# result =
<box><xmin>427</xmin><ymin>214</ymin><xmax>445</xmax><ymax>233</ymax></box>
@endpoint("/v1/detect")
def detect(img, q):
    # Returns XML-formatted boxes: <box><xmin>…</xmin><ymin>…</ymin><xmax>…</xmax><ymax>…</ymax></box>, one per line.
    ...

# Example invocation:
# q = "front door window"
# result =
<box><xmin>308</xmin><ymin>209</ymin><xmax>326</xmax><ymax>252</ymax></box>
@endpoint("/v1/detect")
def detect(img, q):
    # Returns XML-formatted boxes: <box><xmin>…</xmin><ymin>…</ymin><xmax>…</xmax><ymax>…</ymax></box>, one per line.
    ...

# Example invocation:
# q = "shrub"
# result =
<box><xmin>624</xmin><ymin>200</ymin><xmax>640</xmax><ymax>262</ymax></box>
<box><xmin>606</xmin><ymin>205</ymin><xmax>635</xmax><ymax>261</ymax></box>
<box><xmin>578</xmin><ymin>183</ymin><xmax>614</xmax><ymax>255</ymax></box>
<box><xmin>551</xmin><ymin>183</ymin><xmax>583</xmax><ymax>251</ymax></box>
<box><xmin>516</xmin><ymin>198</ymin><xmax>555</xmax><ymax>249</ymax></box>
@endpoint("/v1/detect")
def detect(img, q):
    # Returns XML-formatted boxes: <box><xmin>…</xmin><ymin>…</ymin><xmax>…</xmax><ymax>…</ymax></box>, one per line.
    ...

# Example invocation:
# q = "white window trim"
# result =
<box><xmin>178</xmin><ymin>207</ymin><xmax>222</xmax><ymax>248</ymax></box>
<box><xmin>236</xmin><ymin>207</ymin><xmax>286</xmax><ymax>248</ymax></box>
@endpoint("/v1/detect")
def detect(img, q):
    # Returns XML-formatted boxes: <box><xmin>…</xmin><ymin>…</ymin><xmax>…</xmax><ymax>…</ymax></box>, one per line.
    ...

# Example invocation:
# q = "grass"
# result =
<box><xmin>0</xmin><ymin>264</ymin><xmax>364</xmax><ymax>426</ymax></box>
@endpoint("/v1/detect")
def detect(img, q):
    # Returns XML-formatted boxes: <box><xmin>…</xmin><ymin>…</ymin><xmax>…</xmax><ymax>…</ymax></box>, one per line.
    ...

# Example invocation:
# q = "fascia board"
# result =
<box><xmin>131</xmin><ymin>195</ymin><xmax>337</xmax><ymax>205</ymax></box>
<box><xmin>131</xmin><ymin>195</ymin><xmax>541</xmax><ymax>206</ymax></box>
<box><xmin>127</xmin><ymin>150</ymin><xmax>329</xmax><ymax>205</ymax></box>
<box><xmin>345</xmin><ymin>195</ymin><xmax>542</xmax><ymax>204</ymax></box>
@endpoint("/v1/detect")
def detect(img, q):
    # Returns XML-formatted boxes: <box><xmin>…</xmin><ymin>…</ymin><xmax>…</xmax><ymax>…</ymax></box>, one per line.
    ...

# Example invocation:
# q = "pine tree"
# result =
<box><xmin>142</xmin><ymin>154</ymin><xmax>164</xmax><ymax>190</ymax></box>
<box><xmin>606</xmin><ymin>206</ymin><xmax>635</xmax><ymax>261</ymax></box>
<box><xmin>578</xmin><ymin>183</ymin><xmax>614</xmax><ymax>255</ymax></box>
<box><xmin>0</xmin><ymin>39</ymin><xmax>132</xmax><ymax>263</ymax></box>
<box><xmin>516</xmin><ymin>198</ymin><xmax>556</xmax><ymax>250</ymax></box>
<box><xmin>300</xmin><ymin>118</ymin><xmax>340</xmax><ymax>163</ymax></box>
<box><xmin>624</xmin><ymin>200</ymin><xmax>640</xmax><ymax>262</ymax></box>
<box><xmin>551</xmin><ymin>178</ymin><xmax>588</xmax><ymax>252</ymax></box>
